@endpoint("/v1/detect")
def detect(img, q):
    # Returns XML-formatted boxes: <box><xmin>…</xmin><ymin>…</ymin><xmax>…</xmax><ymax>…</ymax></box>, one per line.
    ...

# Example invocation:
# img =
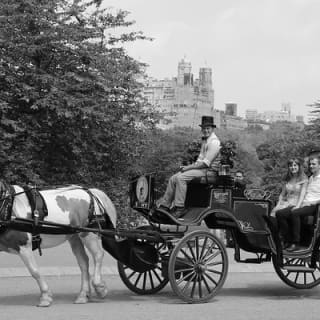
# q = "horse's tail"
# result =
<box><xmin>89</xmin><ymin>188</ymin><xmax>117</xmax><ymax>228</ymax></box>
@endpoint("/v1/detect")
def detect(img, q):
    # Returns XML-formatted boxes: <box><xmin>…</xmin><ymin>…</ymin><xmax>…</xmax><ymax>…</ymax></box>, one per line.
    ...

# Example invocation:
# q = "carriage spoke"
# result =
<box><xmin>202</xmin><ymin>273</ymin><xmax>212</xmax><ymax>293</ymax></box>
<box><xmin>190</xmin><ymin>276</ymin><xmax>197</xmax><ymax>298</ymax></box>
<box><xmin>148</xmin><ymin>271</ymin><xmax>155</xmax><ymax>289</ymax></box>
<box><xmin>198</xmin><ymin>275</ymin><xmax>203</xmax><ymax>298</ymax></box>
<box><xmin>181</xmin><ymin>273</ymin><xmax>197</xmax><ymax>293</ymax></box>
<box><xmin>151</xmin><ymin>268</ymin><xmax>162</xmax><ymax>283</ymax></box>
<box><xmin>127</xmin><ymin>270</ymin><xmax>137</xmax><ymax>280</ymax></box>
<box><xmin>201</xmin><ymin>241</ymin><xmax>217</xmax><ymax>262</ymax></box>
<box><xmin>134</xmin><ymin>273</ymin><xmax>143</xmax><ymax>287</ymax></box>
<box><xmin>142</xmin><ymin>272</ymin><xmax>147</xmax><ymax>290</ymax></box>
<box><xmin>181</xmin><ymin>248</ymin><xmax>196</xmax><ymax>265</ymax></box>
<box><xmin>203</xmin><ymin>272</ymin><xmax>218</xmax><ymax>287</ymax></box>
<box><xmin>174</xmin><ymin>267</ymin><xmax>194</xmax><ymax>273</ymax></box>
<box><xmin>207</xmin><ymin>261</ymin><xmax>223</xmax><ymax>267</ymax></box>
<box><xmin>199</xmin><ymin>236</ymin><xmax>208</xmax><ymax>261</ymax></box>
<box><xmin>206</xmin><ymin>268</ymin><xmax>223</xmax><ymax>276</ymax></box>
<box><xmin>202</xmin><ymin>249</ymin><xmax>221</xmax><ymax>264</ymax></box>
<box><xmin>176</xmin><ymin>270</ymin><xmax>195</xmax><ymax>285</ymax></box>
<box><xmin>187</xmin><ymin>241</ymin><xmax>198</xmax><ymax>262</ymax></box>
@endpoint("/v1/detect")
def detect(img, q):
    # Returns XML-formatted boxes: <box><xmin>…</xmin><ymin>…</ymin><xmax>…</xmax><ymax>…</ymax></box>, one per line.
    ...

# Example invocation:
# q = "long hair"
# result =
<box><xmin>284</xmin><ymin>158</ymin><xmax>307</xmax><ymax>182</ymax></box>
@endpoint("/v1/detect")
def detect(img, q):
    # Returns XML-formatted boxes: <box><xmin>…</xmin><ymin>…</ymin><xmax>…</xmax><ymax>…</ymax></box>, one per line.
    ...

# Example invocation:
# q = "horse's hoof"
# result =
<box><xmin>37</xmin><ymin>296</ymin><xmax>53</xmax><ymax>307</ymax></box>
<box><xmin>92</xmin><ymin>281</ymin><xmax>108</xmax><ymax>299</ymax></box>
<box><xmin>74</xmin><ymin>293</ymin><xmax>89</xmax><ymax>304</ymax></box>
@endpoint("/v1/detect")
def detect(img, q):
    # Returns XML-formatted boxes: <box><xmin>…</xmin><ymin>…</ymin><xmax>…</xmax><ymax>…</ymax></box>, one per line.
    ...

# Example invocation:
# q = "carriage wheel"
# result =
<box><xmin>168</xmin><ymin>230</ymin><xmax>228</xmax><ymax>303</ymax></box>
<box><xmin>117</xmin><ymin>241</ymin><xmax>169</xmax><ymax>295</ymax></box>
<box><xmin>272</xmin><ymin>254</ymin><xmax>320</xmax><ymax>289</ymax></box>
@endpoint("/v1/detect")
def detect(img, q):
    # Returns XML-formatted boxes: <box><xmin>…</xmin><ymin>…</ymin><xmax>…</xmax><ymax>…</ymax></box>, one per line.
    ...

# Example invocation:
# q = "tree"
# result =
<box><xmin>0</xmin><ymin>0</ymin><xmax>156</xmax><ymax>194</ymax></box>
<box><xmin>256</xmin><ymin>121</ymin><xmax>317</xmax><ymax>195</ymax></box>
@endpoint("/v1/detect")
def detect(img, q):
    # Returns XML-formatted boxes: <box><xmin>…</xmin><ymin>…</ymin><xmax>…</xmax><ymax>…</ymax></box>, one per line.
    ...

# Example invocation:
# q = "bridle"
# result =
<box><xmin>0</xmin><ymin>181</ymin><xmax>16</xmax><ymax>222</ymax></box>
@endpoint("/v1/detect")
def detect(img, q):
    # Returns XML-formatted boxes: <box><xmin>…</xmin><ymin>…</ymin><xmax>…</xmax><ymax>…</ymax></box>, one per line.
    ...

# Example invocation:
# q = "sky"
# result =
<box><xmin>103</xmin><ymin>0</ymin><xmax>320</xmax><ymax>121</ymax></box>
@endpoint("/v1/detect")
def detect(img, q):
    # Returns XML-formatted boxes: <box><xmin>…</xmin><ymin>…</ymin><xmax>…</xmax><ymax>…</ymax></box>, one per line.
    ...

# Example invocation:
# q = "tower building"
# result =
<box><xmin>143</xmin><ymin>58</ymin><xmax>215</xmax><ymax>128</ymax></box>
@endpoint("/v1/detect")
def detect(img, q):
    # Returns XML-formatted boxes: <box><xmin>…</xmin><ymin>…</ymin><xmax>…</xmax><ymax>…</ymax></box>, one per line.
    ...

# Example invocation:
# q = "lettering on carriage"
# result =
<box><xmin>238</xmin><ymin>220</ymin><xmax>254</xmax><ymax>231</ymax></box>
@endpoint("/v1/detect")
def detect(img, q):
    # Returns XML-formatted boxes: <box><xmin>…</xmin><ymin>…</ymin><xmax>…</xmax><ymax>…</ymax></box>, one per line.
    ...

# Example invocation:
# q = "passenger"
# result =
<box><xmin>276</xmin><ymin>154</ymin><xmax>320</xmax><ymax>251</ymax></box>
<box><xmin>233</xmin><ymin>170</ymin><xmax>246</xmax><ymax>197</ymax></box>
<box><xmin>158</xmin><ymin>116</ymin><xmax>221</xmax><ymax>218</ymax></box>
<box><xmin>273</xmin><ymin>158</ymin><xmax>308</xmax><ymax>249</ymax></box>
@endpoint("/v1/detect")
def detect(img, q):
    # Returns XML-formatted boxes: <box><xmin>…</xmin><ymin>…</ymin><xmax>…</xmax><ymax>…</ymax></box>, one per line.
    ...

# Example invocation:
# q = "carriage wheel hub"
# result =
<box><xmin>194</xmin><ymin>263</ymin><xmax>206</xmax><ymax>274</ymax></box>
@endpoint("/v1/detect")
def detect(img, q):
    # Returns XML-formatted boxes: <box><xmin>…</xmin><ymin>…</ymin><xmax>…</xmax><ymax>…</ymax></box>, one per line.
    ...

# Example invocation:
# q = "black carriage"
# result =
<box><xmin>1</xmin><ymin>172</ymin><xmax>320</xmax><ymax>304</ymax></box>
<box><xmin>116</xmin><ymin>173</ymin><xmax>320</xmax><ymax>303</ymax></box>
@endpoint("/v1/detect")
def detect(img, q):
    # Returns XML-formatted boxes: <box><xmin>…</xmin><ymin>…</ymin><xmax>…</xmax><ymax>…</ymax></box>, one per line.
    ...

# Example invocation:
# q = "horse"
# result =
<box><xmin>0</xmin><ymin>181</ymin><xmax>117</xmax><ymax>307</ymax></box>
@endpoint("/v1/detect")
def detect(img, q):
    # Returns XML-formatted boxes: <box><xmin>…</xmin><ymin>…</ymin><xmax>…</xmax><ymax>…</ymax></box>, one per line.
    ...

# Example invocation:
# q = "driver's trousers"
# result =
<box><xmin>160</xmin><ymin>169</ymin><xmax>218</xmax><ymax>208</ymax></box>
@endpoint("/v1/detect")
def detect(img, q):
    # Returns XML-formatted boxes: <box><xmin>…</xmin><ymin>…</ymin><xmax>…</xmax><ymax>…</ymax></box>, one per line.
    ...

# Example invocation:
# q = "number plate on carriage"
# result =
<box><xmin>210</xmin><ymin>189</ymin><xmax>232</xmax><ymax>209</ymax></box>
<box><xmin>130</xmin><ymin>175</ymin><xmax>155</xmax><ymax>209</ymax></box>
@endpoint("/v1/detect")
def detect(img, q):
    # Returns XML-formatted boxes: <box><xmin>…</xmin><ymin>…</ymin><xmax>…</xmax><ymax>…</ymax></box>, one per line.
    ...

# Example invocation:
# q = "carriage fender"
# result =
<box><xmin>204</xmin><ymin>208</ymin><xmax>234</xmax><ymax>218</ymax></box>
<box><xmin>89</xmin><ymin>188</ymin><xmax>117</xmax><ymax>228</ymax></box>
<box><xmin>203</xmin><ymin>208</ymin><xmax>237</xmax><ymax>228</ymax></box>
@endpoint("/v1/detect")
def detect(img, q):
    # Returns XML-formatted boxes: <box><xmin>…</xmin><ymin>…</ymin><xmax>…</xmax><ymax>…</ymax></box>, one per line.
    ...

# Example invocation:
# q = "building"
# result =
<box><xmin>244</xmin><ymin>103</ymin><xmax>304</xmax><ymax>125</ymax></box>
<box><xmin>225</xmin><ymin>103</ymin><xmax>237</xmax><ymax>116</ymax></box>
<box><xmin>245</xmin><ymin>109</ymin><xmax>259</xmax><ymax>121</ymax></box>
<box><xmin>213</xmin><ymin>109</ymin><xmax>248</xmax><ymax>130</ymax></box>
<box><xmin>142</xmin><ymin>58</ymin><xmax>214</xmax><ymax>128</ymax></box>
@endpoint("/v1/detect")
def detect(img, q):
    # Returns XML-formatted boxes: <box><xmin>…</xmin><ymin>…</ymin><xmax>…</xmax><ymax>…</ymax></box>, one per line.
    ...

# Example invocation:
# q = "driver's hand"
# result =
<box><xmin>180</xmin><ymin>165</ymin><xmax>187</xmax><ymax>172</ymax></box>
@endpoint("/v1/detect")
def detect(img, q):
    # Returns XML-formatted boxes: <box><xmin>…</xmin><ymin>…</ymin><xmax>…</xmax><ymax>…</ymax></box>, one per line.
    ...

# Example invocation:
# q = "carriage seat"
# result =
<box><xmin>189</xmin><ymin>174</ymin><xmax>234</xmax><ymax>187</ymax></box>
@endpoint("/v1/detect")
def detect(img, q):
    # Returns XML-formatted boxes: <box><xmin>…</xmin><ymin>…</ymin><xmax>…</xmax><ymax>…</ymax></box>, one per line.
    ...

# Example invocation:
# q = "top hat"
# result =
<box><xmin>199</xmin><ymin>116</ymin><xmax>216</xmax><ymax>128</ymax></box>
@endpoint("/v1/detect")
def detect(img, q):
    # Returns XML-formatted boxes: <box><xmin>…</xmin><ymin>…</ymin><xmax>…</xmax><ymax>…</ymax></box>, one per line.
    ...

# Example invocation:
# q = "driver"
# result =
<box><xmin>158</xmin><ymin>116</ymin><xmax>221</xmax><ymax>218</ymax></box>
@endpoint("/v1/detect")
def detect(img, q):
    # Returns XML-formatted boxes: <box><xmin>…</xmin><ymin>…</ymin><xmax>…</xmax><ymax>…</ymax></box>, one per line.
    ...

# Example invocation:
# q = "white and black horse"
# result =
<box><xmin>0</xmin><ymin>181</ymin><xmax>116</xmax><ymax>307</ymax></box>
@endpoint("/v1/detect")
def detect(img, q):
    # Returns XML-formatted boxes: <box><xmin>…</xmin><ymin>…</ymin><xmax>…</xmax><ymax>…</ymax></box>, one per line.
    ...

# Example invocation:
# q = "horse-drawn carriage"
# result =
<box><xmin>120</xmin><ymin>172</ymin><xmax>320</xmax><ymax>303</ymax></box>
<box><xmin>1</xmin><ymin>169</ymin><xmax>320</xmax><ymax>306</ymax></box>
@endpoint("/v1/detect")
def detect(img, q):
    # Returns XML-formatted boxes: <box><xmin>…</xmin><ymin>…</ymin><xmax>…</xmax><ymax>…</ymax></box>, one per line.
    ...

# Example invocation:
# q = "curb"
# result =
<box><xmin>0</xmin><ymin>264</ymin><xmax>274</xmax><ymax>278</ymax></box>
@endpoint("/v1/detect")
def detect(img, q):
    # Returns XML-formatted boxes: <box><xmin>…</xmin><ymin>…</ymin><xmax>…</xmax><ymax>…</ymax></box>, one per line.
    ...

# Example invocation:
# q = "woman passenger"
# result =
<box><xmin>272</xmin><ymin>158</ymin><xmax>308</xmax><ymax>249</ymax></box>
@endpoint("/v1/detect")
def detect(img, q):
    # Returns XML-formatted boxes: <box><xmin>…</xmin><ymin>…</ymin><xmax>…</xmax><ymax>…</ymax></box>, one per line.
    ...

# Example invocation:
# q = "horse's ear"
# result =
<box><xmin>0</xmin><ymin>181</ymin><xmax>5</xmax><ymax>198</ymax></box>
<box><xmin>0</xmin><ymin>180</ymin><xmax>10</xmax><ymax>198</ymax></box>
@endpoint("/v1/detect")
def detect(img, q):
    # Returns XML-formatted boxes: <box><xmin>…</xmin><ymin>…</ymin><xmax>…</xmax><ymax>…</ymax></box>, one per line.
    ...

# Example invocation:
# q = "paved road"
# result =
<box><xmin>0</xmin><ymin>244</ymin><xmax>274</xmax><ymax>277</ymax></box>
<box><xmin>1</xmin><ymin>273</ymin><xmax>320</xmax><ymax>320</ymax></box>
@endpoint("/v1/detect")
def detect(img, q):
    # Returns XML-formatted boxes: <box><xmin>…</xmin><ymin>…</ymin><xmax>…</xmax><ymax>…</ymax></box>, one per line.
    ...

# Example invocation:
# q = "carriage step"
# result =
<box><xmin>283</xmin><ymin>265</ymin><xmax>315</xmax><ymax>272</ymax></box>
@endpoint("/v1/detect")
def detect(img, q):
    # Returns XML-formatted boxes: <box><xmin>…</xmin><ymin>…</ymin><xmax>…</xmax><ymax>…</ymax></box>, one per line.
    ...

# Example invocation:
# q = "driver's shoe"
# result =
<box><xmin>286</xmin><ymin>243</ymin><xmax>300</xmax><ymax>252</ymax></box>
<box><xmin>157</xmin><ymin>205</ymin><xmax>170</xmax><ymax>212</ymax></box>
<box><xmin>171</xmin><ymin>206</ymin><xmax>185</xmax><ymax>219</ymax></box>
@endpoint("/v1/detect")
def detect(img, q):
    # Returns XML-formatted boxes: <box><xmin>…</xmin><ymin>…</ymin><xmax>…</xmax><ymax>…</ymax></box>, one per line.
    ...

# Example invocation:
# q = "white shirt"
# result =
<box><xmin>195</xmin><ymin>132</ymin><xmax>221</xmax><ymax>169</ymax></box>
<box><xmin>303</xmin><ymin>173</ymin><xmax>320</xmax><ymax>205</ymax></box>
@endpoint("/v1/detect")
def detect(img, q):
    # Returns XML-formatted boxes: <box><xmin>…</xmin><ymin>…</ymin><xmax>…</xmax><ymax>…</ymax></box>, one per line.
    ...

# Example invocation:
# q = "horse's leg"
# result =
<box><xmin>68</xmin><ymin>234</ymin><xmax>91</xmax><ymax>304</ymax></box>
<box><xmin>81</xmin><ymin>233</ymin><xmax>108</xmax><ymax>299</ymax></box>
<box><xmin>19</xmin><ymin>245</ymin><xmax>53</xmax><ymax>307</ymax></box>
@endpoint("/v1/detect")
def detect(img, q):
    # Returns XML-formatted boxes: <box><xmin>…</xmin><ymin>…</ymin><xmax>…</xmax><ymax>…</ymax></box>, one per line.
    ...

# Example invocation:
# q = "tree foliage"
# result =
<box><xmin>256</xmin><ymin>121</ymin><xmax>319</xmax><ymax>196</ymax></box>
<box><xmin>0</xmin><ymin>0</ymin><xmax>156</xmax><ymax>191</ymax></box>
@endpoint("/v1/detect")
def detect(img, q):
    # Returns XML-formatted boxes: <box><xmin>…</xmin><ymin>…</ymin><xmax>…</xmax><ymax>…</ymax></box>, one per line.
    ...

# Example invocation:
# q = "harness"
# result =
<box><xmin>23</xmin><ymin>185</ymin><xmax>48</xmax><ymax>255</ymax></box>
<box><xmin>0</xmin><ymin>182</ymin><xmax>104</xmax><ymax>256</ymax></box>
